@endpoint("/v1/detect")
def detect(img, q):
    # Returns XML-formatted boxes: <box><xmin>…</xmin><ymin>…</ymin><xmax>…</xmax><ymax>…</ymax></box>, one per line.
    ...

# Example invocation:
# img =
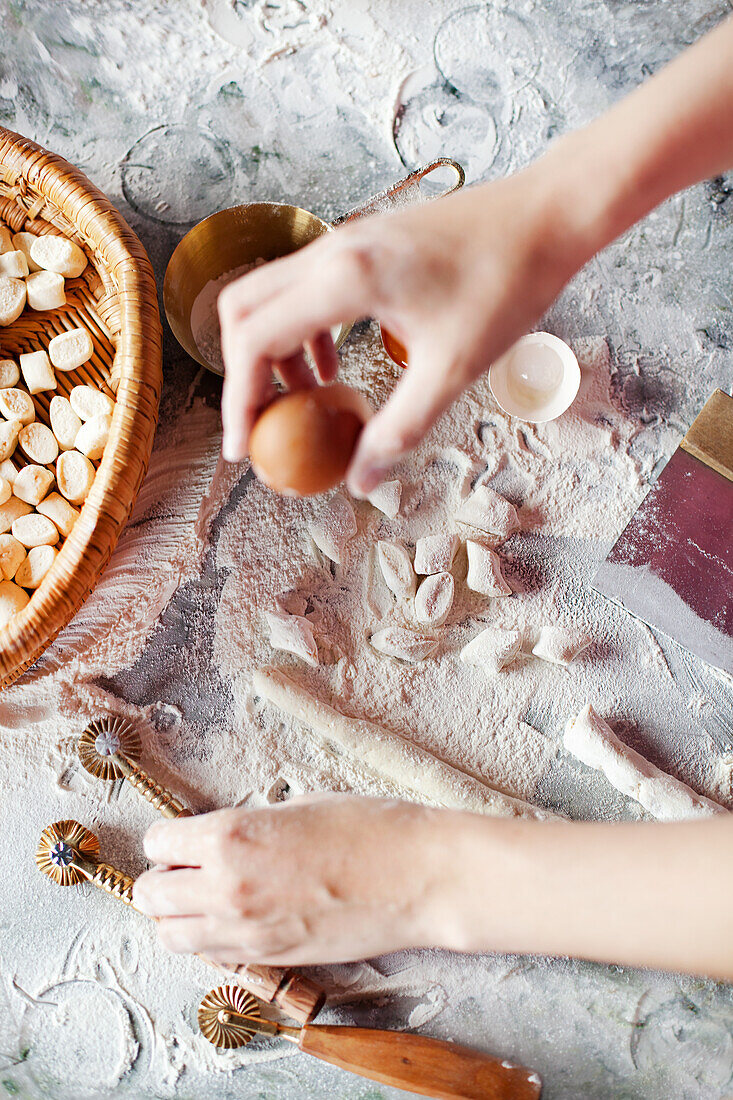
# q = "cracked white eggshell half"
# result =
<box><xmin>489</xmin><ymin>332</ymin><xmax>580</xmax><ymax>423</ymax></box>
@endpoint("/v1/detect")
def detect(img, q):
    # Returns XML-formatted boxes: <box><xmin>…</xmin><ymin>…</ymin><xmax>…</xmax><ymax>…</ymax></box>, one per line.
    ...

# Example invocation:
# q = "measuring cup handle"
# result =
<box><xmin>331</xmin><ymin>158</ymin><xmax>465</xmax><ymax>226</ymax></box>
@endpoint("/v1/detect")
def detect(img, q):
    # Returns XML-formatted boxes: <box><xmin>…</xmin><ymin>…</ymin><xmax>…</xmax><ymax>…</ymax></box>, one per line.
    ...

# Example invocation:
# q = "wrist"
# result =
<box><xmin>414</xmin><ymin>810</ymin><xmax>527</xmax><ymax>954</ymax></box>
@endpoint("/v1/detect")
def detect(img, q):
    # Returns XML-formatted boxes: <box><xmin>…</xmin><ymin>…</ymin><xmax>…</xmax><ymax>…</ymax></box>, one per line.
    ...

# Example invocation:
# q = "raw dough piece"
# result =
<box><xmin>309</xmin><ymin>493</ymin><xmax>356</xmax><ymax>564</ymax></box>
<box><xmin>0</xmin><ymin>419</ymin><xmax>22</xmax><ymax>461</ymax></box>
<box><xmin>19</xmin><ymin>352</ymin><xmax>55</xmax><ymax>396</ymax></box>
<box><xmin>0</xmin><ymin>497</ymin><xmax>32</xmax><ymax>535</ymax></box>
<box><xmin>415</xmin><ymin>572</ymin><xmax>454</xmax><ymax>627</ymax></box>
<box><xmin>0</xmin><ymin>250</ymin><xmax>29</xmax><ymax>278</ymax></box>
<box><xmin>532</xmin><ymin>625</ymin><xmax>592</xmax><ymax>667</ymax></box>
<box><xmin>0</xmin><ymin>534</ymin><xmax>25</xmax><ymax>580</ymax></box>
<box><xmin>36</xmin><ymin>492</ymin><xmax>79</xmax><ymax>537</ymax></box>
<box><xmin>25</xmin><ymin>269</ymin><xmax>65</xmax><ymax>311</ymax></box>
<box><xmin>253</xmin><ymin>666</ymin><xmax>554</xmax><ymax>819</ymax></box>
<box><xmin>465</xmin><ymin>541</ymin><xmax>512</xmax><ymax>596</ymax></box>
<box><xmin>414</xmin><ymin>533</ymin><xmax>459</xmax><ymax>575</ymax></box>
<box><xmin>456</xmin><ymin>486</ymin><xmax>519</xmax><ymax>541</ymax></box>
<box><xmin>460</xmin><ymin>627</ymin><xmax>523</xmax><ymax>673</ymax></box>
<box><xmin>0</xmin><ymin>227</ymin><xmax>12</xmax><ymax>254</ymax></box>
<box><xmin>13</xmin><ymin>464</ymin><xmax>54</xmax><ymax>506</ymax></box>
<box><xmin>0</xmin><ymin>387</ymin><xmax>35</xmax><ymax>425</ymax></box>
<box><xmin>0</xmin><ymin>579</ymin><xmax>29</xmax><ymax>626</ymax></box>
<box><xmin>0</xmin><ymin>476</ymin><xmax>10</xmax><ymax>505</ymax></box>
<box><xmin>0</xmin><ymin>276</ymin><xmax>27</xmax><ymax>326</ymax></box>
<box><xmin>564</xmin><ymin>704</ymin><xmax>725</xmax><ymax>821</ymax></box>
<box><xmin>74</xmin><ymin>414</ymin><xmax>111</xmax><ymax>460</ymax></box>
<box><xmin>19</xmin><ymin>350</ymin><xmax>55</xmax><ymax>394</ymax></box>
<box><xmin>15</xmin><ymin>544</ymin><xmax>57</xmax><ymax>589</ymax></box>
<box><xmin>265</xmin><ymin>610</ymin><xmax>319</xmax><ymax>667</ymax></box>
<box><xmin>69</xmin><ymin>385</ymin><xmax>114</xmax><ymax>421</ymax></box>
<box><xmin>12</xmin><ymin>232</ymin><xmax>41</xmax><ymax>272</ymax></box>
<box><xmin>48</xmin><ymin>327</ymin><xmax>94</xmax><ymax>372</ymax></box>
<box><xmin>49</xmin><ymin>395</ymin><xmax>82</xmax><ymax>451</ymax></box>
<box><xmin>376</xmin><ymin>540</ymin><xmax>416</xmax><ymax>600</ymax></box>
<box><xmin>12</xmin><ymin>512</ymin><xmax>59</xmax><ymax>548</ymax></box>
<box><xmin>0</xmin><ymin>459</ymin><xmax>17</xmax><ymax>484</ymax></box>
<box><xmin>0</xmin><ymin>360</ymin><xmax>19</xmax><ymax>388</ymax></box>
<box><xmin>30</xmin><ymin>234</ymin><xmax>87</xmax><ymax>278</ymax></box>
<box><xmin>56</xmin><ymin>450</ymin><xmax>95</xmax><ymax>504</ymax></box>
<box><xmin>370</xmin><ymin>625</ymin><xmax>438</xmax><ymax>663</ymax></box>
<box><xmin>367</xmin><ymin>479</ymin><xmax>401</xmax><ymax>519</ymax></box>
<box><xmin>19</xmin><ymin>423</ymin><xmax>59</xmax><ymax>465</ymax></box>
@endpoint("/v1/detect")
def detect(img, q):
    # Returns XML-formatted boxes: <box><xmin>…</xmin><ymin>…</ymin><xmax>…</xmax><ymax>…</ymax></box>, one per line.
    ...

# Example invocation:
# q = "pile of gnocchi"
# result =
<box><xmin>0</xmin><ymin>224</ymin><xmax>114</xmax><ymax>627</ymax></box>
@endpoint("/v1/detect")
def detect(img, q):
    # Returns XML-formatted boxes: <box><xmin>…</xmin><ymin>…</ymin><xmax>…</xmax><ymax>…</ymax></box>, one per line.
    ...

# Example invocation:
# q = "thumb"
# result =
<box><xmin>346</xmin><ymin>343</ymin><xmax>467</xmax><ymax>497</ymax></box>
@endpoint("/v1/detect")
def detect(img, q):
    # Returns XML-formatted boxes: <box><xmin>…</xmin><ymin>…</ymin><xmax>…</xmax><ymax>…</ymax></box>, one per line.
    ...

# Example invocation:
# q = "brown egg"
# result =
<box><xmin>249</xmin><ymin>383</ymin><xmax>373</xmax><ymax>496</ymax></box>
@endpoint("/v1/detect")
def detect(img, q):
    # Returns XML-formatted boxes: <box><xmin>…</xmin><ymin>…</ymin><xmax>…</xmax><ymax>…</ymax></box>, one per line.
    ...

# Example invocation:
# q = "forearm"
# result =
<box><xmin>431</xmin><ymin>813</ymin><xmax>733</xmax><ymax>979</ymax></box>
<box><xmin>538</xmin><ymin>15</ymin><xmax>733</xmax><ymax>265</ymax></box>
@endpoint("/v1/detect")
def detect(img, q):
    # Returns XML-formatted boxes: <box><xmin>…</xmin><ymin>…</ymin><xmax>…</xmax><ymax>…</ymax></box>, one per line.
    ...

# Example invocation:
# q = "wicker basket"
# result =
<box><xmin>0</xmin><ymin>127</ymin><xmax>162</xmax><ymax>688</ymax></box>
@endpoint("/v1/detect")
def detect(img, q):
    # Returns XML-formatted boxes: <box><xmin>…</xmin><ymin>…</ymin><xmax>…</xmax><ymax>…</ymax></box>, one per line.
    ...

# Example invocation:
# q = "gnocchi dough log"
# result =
<box><xmin>253</xmin><ymin>666</ymin><xmax>554</xmax><ymax>820</ymax></box>
<box><xmin>564</xmin><ymin>704</ymin><xmax>726</xmax><ymax>821</ymax></box>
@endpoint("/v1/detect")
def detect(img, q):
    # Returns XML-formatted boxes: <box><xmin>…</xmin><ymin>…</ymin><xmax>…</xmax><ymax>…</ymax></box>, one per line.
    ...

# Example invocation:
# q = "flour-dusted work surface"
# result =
<box><xmin>1</xmin><ymin>1</ymin><xmax>733</xmax><ymax>1098</ymax></box>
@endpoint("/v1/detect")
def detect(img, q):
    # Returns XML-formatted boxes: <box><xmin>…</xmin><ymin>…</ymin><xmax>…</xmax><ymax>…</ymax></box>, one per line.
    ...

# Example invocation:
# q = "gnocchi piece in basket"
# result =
<box><xmin>56</xmin><ymin>450</ymin><xmax>95</xmax><ymax>505</ymax></box>
<box><xmin>0</xmin><ymin>579</ymin><xmax>29</xmax><ymax>627</ymax></box>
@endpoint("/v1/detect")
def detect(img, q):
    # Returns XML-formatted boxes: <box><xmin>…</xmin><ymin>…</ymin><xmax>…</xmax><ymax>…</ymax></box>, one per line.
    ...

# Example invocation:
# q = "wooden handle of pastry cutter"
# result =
<box><xmin>225</xmin><ymin>963</ymin><xmax>325</xmax><ymax>1023</ymax></box>
<box><xmin>297</xmin><ymin>1026</ymin><xmax>542</xmax><ymax>1099</ymax></box>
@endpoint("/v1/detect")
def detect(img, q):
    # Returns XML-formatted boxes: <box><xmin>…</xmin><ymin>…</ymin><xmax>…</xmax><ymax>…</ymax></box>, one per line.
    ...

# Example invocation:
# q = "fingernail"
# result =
<box><xmin>222</xmin><ymin>433</ymin><xmax>244</xmax><ymax>463</ymax></box>
<box><xmin>142</xmin><ymin>822</ymin><xmax>164</xmax><ymax>859</ymax></box>
<box><xmin>132</xmin><ymin>878</ymin><xmax>151</xmax><ymax>914</ymax></box>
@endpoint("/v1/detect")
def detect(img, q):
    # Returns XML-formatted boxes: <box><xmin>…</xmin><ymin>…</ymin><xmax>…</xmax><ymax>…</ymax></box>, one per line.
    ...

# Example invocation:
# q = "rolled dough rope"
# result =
<box><xmin>253</xmin><ymin>666</ymin><xmax>555</xmax><ymax>820</ymax></box>
<box><xmin>564</xmin><ymin>704</ymin><xmax>726</xmax><ymax>821</ymax></box>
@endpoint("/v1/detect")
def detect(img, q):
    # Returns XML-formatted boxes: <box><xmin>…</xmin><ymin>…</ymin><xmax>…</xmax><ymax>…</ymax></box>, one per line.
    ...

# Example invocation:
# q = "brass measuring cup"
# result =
<box><xmin>163</xmin><ymin>158</ymin><xmax>464</xmax><ymax>376</ymax></box>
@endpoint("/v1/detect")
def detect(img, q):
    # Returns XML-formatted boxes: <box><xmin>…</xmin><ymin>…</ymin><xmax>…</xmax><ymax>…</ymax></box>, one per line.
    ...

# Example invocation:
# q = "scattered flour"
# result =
<box><xmin>190</xmin><ymin>262</ymin><xmax>263</xmax><ymax>373</ymax></box>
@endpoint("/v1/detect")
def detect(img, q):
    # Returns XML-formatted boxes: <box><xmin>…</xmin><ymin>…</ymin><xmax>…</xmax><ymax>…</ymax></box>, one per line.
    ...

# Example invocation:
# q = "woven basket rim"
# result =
<box><xmin>0</xmin><ymin>126</ymin><xmax>162</xmax><ymax>685</ymax></box>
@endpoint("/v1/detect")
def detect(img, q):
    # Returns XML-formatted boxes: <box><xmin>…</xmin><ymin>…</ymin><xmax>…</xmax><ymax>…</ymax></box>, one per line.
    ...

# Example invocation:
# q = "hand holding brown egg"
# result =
<box><xmin>249</xmin><ymin>383</ymin><xmax>372</xmax><ymax>496</ymax></box>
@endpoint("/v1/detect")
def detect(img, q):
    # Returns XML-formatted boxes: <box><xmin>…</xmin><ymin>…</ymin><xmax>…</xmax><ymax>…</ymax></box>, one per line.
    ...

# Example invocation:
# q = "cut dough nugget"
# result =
<box><xmin>376</xmin><ymin>540</ymin><xmax>416</xmax><ymax>600</ymax></box>
<box><xmin>414</xmin><ymin>533</ymin><xmax>459</xmax><ymax>575</ymax></box>
<box><xmin>0</xmin><ymin>476</ymin><xmax>10</xmax><ymax>505</ymax></box>
<box><xmin>0</xmin><ymin>579</ymin><xmax>29</xmax><ymax>627</ymax></box>
<box><xmin>0</xmin><ymin>387</ymin><xmax>35</xmax><ymax>425</ymax></box>
<box><xmin>370</xmin><ymin>625</ymin><xmax>438</xmax><ymax>663</ymax></box>
<box><xmin>13</xmin><ymin>464</ymin><xmax>55</xmax><ymax>506</ymax></box>
<box><xmin>70</xmin><ymin>385</ymin><xmax>114</xmax><ymax>421</ymax></box>
<box><xmin>75</xmin><ymin>414</ymin><xmax>111</xmax><ymax>461</ymax></box>
<box><xmin>12</xmin><ymin>513</ymin><xmax>59</xmax><ymax>548</ymax></box>
<box><xmin>15</xmin><ymin>544</ymin><xmax>57</xmax><ymax>589</ymax></box>
<box><xmin>49</xmin><ymin>328</ymin><xmax>94</xmax><ymax>372</ymax></box>
<box><xmin>18</xmin><ymin>423</ymin><xmax>58</xmax><ymax>466</ymax></box>
<box><xmin>19</xmin><ymin>350</ymin><xmax>56</xmax><ymax>395</ymax></box>
<box><xmin>456</xmin><ymin>485</ymin><xmax>519</xmax><ymax>541</ymax></box>
<box><xmin>0</xmin><ymin>534</ymin><xmax>26</xmax><ymax>580</ymax></box>
<box><xmin>415</xmin><ymin>571</ymin><xmax>454</xmax><ymax>627</ymax></box>
<box><xmin>26</xmin><ymin>270</ymin><xmax>65</xmax><ymax>311</ymax></box>
<box><xmin>265</xmin><ymin>610</ymin><xmax>319</xmax><ymax>667</ymax></box>
<box><xmin>12</xmin><ymin>232</ymin><xmax>41</xmax><ymax>272</ymax></box>
<box><xmin>0</xmin><ymin>276</ymin><xmax>27</xmax><ymax>326</ymax></box>
<box><xmin>56</xmin><ymin>450</ymin><xmax>95</xmax><ymax>504</ymax></box>
<box><xmin>465</xmin><ymin>541</ymin><xmax>512</xmax><ymax>597</ymax></box>
<box><xmin>0</xmin><ymin>250</ymin><xmax>29</xmax><ymax>278</ymax></box>
<box><xmin>0</xmin><ymin>227</ymin><xmax>12</xmax><ymax>254</ymax></box>
<box><xmin>49</xmin><ymin>395</ymin><xmax>82</xmax><ymax>451</ymax></box>
<box><xmin>0</xmin><ymin>459</ymin><xmax>17</xmax><ymax>484</ymax></box>
<box><xmin>30</xmin><ymin>234</ymin><xmax>87</xmax><ymax>278</ymax></box>
<box><xmin>0</xmin><ymin>419</ymin><xmax>22</xmax><ymax>461</ymax></box>
<box><xmin>0</xmin><ymin>497</ymin><xmax>32</xmax><ymax>534</ymax></box>
<box><xmin>0</xmin><ymin>360</ymin><xmax>20</xmax><ymax>388</ymax></box>
<box><xmin>460</xmin><ymin>627</ymin><xmax>523</xmax><ymax>673</ymax></box>
<box><xmin>36</xmin><ymin>492</ymin><xmax>79</xmax><ymax>537</ymax></box>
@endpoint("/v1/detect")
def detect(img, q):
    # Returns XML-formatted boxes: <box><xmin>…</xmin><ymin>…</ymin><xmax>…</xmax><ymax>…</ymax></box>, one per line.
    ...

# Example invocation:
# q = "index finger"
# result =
<box><xmin>143</xmin><ymin>814</ymin><xmax>212</xmax><ymax>866</ymax></box>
